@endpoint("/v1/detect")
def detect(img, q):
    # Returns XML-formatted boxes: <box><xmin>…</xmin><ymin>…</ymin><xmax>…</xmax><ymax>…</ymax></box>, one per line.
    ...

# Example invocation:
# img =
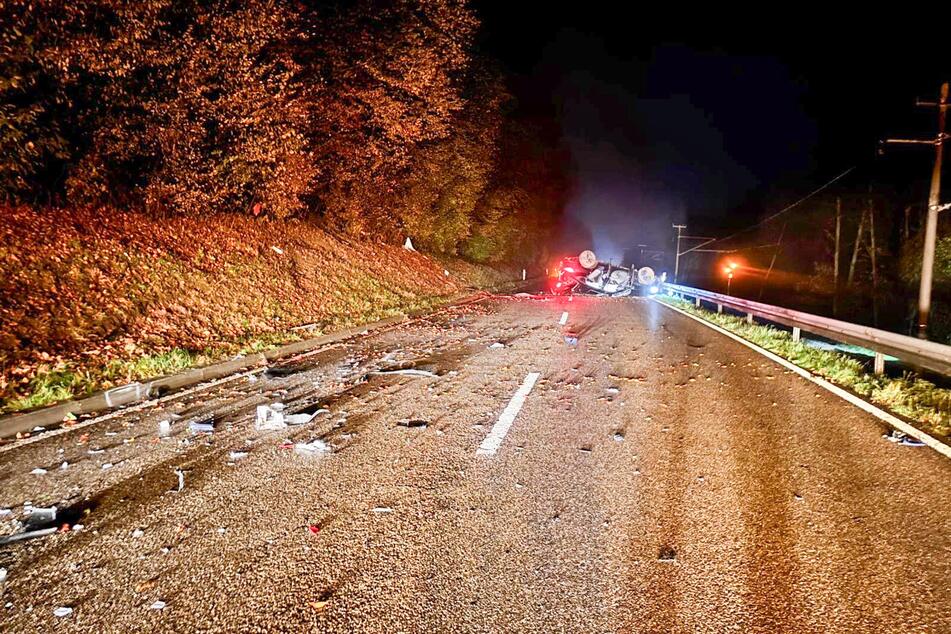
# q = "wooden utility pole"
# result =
<box><xmin>672</xmin><ymin>224</ymin><xmax>685</xmax><ymax>283</ymax></box>
<box><xmin>868</xmin><ymin>197</ymin><xmax>879</xmax><ymax>325</ymax></box>
<box><xmin>848</xmin><ymin>208</ymin><xmax>866</xmax><ymax>286</ymax></box>
<box><xmin>759</xmin><ymin>223</ymin><xmax>786</xmax><ymax>300</ymax></box>
<box><xmin>833</xmin><ymin>198</ymin><xmax>841</xmax><ymax>315</ymax></box>
<box><xmin>884</xmin><ymin>82</ymin><xmax>949</xmax><ymax>338</ymax></box>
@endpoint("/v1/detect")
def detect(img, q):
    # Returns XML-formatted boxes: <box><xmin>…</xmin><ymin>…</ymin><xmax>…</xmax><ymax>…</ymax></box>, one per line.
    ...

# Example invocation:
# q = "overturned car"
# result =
<box><xmin>549</xmin><ymin>250</ymin><xmax>663</xmax><ymax>297</ymax></box>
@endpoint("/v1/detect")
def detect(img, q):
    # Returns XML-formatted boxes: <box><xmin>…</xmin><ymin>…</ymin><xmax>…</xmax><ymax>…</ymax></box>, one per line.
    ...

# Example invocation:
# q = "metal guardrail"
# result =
<box><xmin>664</xmin><ymin>283</ymin><xmax>951</xmax><ymax>376</ymax></box>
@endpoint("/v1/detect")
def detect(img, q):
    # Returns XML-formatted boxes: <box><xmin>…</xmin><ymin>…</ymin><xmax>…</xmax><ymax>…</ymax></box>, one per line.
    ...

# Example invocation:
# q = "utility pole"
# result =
<box><xmin>833</xmin><ymin>197</ymin><xmax>841</xmax><ymax>316</ymax></box>
<box><xmin>672</xmin><ymin>224</ymin><xmax>686</xmax><ymax>283</ymax></box>
<box><xmin>884</xmin><ymin>82</ymin><xmax>949</xmax><ymax>338</ymax></box>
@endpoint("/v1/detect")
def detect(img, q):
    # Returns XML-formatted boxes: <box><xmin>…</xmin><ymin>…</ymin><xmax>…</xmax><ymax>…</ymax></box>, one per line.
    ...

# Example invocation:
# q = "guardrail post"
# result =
<box><xmin>792</xmin><ymin>327</ymin><xmax>801</xmax><ymax>342</ymax></box>
<box><xmin>746</xmin><ymin>313</ymin><xmax>753</xmax><ymax>325</ymax></box>
<box><xmin>695</xmin><ymin>297</ymin><xmax>701</xmax><ymax>308</ymax></box>
<box><xmin>717</xmin><ymin>303</ymin><xmax>723</xmax><ymax>314</ymax></box>
<box><xmin>874</xmin><ymin>352</ymin><xmax>885</xmax><ymax>375</ymax></box>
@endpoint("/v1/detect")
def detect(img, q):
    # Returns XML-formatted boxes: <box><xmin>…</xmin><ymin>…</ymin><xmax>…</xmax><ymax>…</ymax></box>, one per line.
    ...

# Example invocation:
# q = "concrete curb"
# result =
<box><xmin>0</xmin><ymin>286</ymin><xmax>508</xmax><ymax>439</ymax></box>
<box><xmin>655</xmin><ymin>298</ymin><xmax>951</xmax><ymax>461</ymax></box>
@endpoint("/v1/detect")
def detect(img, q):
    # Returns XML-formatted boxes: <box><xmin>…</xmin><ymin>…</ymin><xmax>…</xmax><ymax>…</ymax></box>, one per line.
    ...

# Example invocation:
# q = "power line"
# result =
<box><xmin>682</xmin><ymin>165</ymin><xmax>857</xmax><ymax>256</ymax></box>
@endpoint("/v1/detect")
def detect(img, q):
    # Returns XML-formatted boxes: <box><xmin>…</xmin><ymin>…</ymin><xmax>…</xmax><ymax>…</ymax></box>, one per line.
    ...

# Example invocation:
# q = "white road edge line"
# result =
<box><xmin>559</xmin><ymin>311</ymin><xmax>569</xmax><ymax>325</ymax></box>
<box><xmin>654</xmin><ymin>298</ymin><xmax>951</xmax><ymax>461</ymax></box>
<box><xmin>476</xmin><ymin>372</ymin><xmax>541</xmax><ymax>457</ymax></box>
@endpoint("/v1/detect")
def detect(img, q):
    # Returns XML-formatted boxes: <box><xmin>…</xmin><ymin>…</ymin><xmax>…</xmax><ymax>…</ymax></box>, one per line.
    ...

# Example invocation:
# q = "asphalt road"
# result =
<box><xmin>1</xmin><ymin>295</ymin><xmax>949</xmax><ymax>633</ymax></box>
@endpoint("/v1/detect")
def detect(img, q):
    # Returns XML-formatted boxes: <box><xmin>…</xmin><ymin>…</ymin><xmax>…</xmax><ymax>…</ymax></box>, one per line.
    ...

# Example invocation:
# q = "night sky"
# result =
<box><xmin>475</xmin><ymin>4</ymin><xmax>951</xmax><ymax>264</ymax></box>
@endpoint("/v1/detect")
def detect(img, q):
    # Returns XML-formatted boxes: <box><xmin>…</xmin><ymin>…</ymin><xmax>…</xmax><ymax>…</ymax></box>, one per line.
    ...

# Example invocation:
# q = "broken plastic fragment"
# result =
<box><xmin>294</xmin><ymin>440</ymin><xmax>331</xmax><ymax>457</ymax></box>
<box><xmin>30</xmin><ymin>468</ymin><xmax>47</xmax><ymax>475</ymax></box>
<box><xmin>488</xmin><ymin>342</ymin><xmax>505</xmax><ymax>349</ymax></box>
<box><xmin>285</xmin><ymin>413</ymin><xmax>316</xmax><ymax>426</ymax></box>
<box><xmin>157</xmin><ymin>420</ymin><xmax>172</xmax><ymax>437</ymax></box>
<box><xmin>188</xmin><ymin>418</ymin><xmax>214</xmax><ymax>434</ymax></box>
<box><xmin>54</xmin><ymin>607</ymin><xmax>73</xmax><ymax>617</ymax></box>
<box><xmin>228</xmin><ymin>451</ymin><xmax>249</xmax><ymax>461</ymax></box>
<box><xmin>883</xmin><ymin>429</ymin><xmax>925</xmax><ymax>446</ymax></box>
<box><xmin>371</xmin><ymin>507</ymin><xmax>393</xmax><ymax>514</ymax></box>
<box><xmin>255</xmin><ymin>405</ymin><xmax>287</xmax><ymax>430</ymax></box>
<box><xmin>174</xmin><ymin>468</ymin><xmax>185</xmax><ymax>492</ymax></box>
<box><xmin>150</xmin><ymin>600</ymin><xmax>166</xmax><ymax>610</ymax></box>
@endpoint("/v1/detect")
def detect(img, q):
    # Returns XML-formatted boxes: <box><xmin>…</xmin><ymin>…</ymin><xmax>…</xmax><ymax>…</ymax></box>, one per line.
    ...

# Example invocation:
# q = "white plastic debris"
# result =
<box><xmin>606</xmin><ymin>387</ymin><xmax>620</xmax><ymax>395</ymax></box>
<box><xmin>371</xmin><ymin>507</ymin><xmax>393</xmax><ymax>514</ymax></box>
<box><xmin>369</xmin><ymin>369</ymin><xmax>438</xmax><ymax>378</ymax></box>
<box><xmin>157</xmin><ymin>420</ymin><xmax>172</xmax><ymax>437</ymax></box>
<box><xmin>285</xmin><ymin>413</ymin><xmax>316</xmax><ymax>426</ymax></box>
<box><xmin>150</xmin><ymin>600</ymin><xmax>166</xmax><ymax>610</ymax></box>
<box><xmin>255</xmin><ymin>404</ymin><xmax>287</xmax><ymax>430</ymax></box>
<box><xmin>228</xmin><ymin>451</ymin><xmax>249</xmax><ymax>461</ymax></box>
<box><xmin>31</xmin><ymin>426</ymin><xmax>46</xmax><ymax>432</ymax></box>
<box><xmin>488</xmin><ymin>342</ymin><xmax>505</xmax><ymax>349</ymax></box>
<box><xmin>30</xmin><ymin>468</ymin><xmax>47</xmax><ymax>475</ymax></box>
<box><xmin>294</xmin><ymin>440</ymin><xmax>331</xmax><ymax>457</ymax></box>
<box><xmin>72</xmin><ymin>524</ymin><xmax>84</xmax><ymax>532</ymax></box>
<box><xmin>270</xmin><ymin>245</ymin><xmax>284</xmax><ymax>255</ymax></box>
<box><xmin>60</xmin><ymin>461</ymin><xmax>69</xmax><ymax>470</ymax></box>
<box><xmin>132</xmin><ymin>528</ymin><xmax>144</xmax><ymax>538</ymax></box>
<box><xmin>101</xmin><ymin>463</ymin><xmax>113</xmax><ymax>470</ymax></box>
<box><xmin>54</xmin><ymin>607</ymin><xmax>73</xmax><ymax>618</ymax></box>
<box><xmin>174</xmin><ymin>468</ymin><xmax>185</xmax><ymax>492</ymax></box>
<box><xmin>403</xmin><ymin>237</ymin><xmax>415</xmax><ymax>251</ymax></box>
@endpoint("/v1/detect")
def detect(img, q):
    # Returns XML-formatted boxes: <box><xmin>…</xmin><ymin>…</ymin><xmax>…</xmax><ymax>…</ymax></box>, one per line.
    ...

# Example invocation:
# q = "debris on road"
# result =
<box><xmin>188</xmin><ymin>418</ymin><xmax>214</xmax><ymax>434</ymax></box>
<box><xmin>488</xmin><ymin>342</ymin><xmax>505</xmax><ymax>349</ymax></box>
<box><xmin>228</xmin><ymin>450</ymin><xmax>249</xmax><ymax>461</ymax></box>
<box><xmin>174</xmin><ymin>468</ymin><xmax>185</xmax><ymax>492</ymax></box>
<box><xmin>397</xmin><ymin>419</ymin><xmax>428</xmax><ymax>429</ymax></box>
<box><xmin>29</xmin><ymin>468</ymin><xmax>47</xmax><ymax>475</ymax></box>
<box><xmin>613</xmin><ymin>432</ymin><xmax>624</xmax><ymax>442</ymax></box>
<box><xmin>308</xmin><ymin>600</ymin><xmax>329</xmax><ymax>611</ymax></box>
<box><xmin>150</xmin><ymin>600</ymin><xmax>167</xmax><ymax>610</ymax></box>
<box><xmin>285</xmin><ymin>412</ymin><xmax>317</xmax><ymax>426</ymax></box>
<box><xmin>371</xmin><ymin>507</ymin><xmax>393</xmax><ymax>514</ymax></box>
<box><xmin>255</xmin><ymin>404</ymin><xmax>287</xmax><ymax>430</ymax></box>
<box><xmin>53</xmin><ymin>607</ymin><xmax>74</xmax><ymax>618</ymax></box>
<box><xmin>658</xmin><ymin>546</ymin><xmax>677</xmax><ymax>562</ymax></box>
<box><xmin>369</xmin><ymin>368</ymin><xmax>438</xmax><ymax>378</ymax></box>
<box><xmin>883</xmin><ymin>430</ymin><xmax>926</xmax><ymax>446</ymax></box>
<box><xmin>294</xmin><ymin>439</ymin><xmax>331</xmax><ymax>457</ymax></box>
<box><xmin>564</xmin><ymin>333</ymin><xmax>579</xmax><ymax>346</ymax></box>
<box><xmin>308</xmin><ymin>524</ymin><xmax>321</xmax><ymax>535</ymax></box>
<box><xmin>157</xmin><ymin>420</ymin><xmax>172</xmax><ymax>437</ymax></box>
<box><xmin>606</xmin><ymin>387</ymin><xmax>620</xmax><ymax>395</ymax></box>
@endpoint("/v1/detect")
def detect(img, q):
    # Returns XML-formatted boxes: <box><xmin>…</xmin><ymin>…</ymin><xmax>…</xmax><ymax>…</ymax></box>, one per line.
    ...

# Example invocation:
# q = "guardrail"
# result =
<box><xmin>663</xmin><ymin>283</ymin><xmax>951</xmax><ymax>376</ymax></box>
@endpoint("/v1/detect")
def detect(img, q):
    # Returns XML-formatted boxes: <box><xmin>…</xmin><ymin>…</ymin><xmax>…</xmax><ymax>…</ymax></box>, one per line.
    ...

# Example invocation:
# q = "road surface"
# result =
<box><xmin>1</xmin><ymin>295</ymin><xmax>949</xmax><ymax>633</ymax></box>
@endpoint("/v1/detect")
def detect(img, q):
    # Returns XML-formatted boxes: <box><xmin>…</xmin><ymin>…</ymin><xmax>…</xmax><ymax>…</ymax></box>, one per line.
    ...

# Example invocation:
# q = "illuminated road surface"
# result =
<box><xmin>1</xmin><ymin>295</ymin><xmax>949</xmax><ymax>633</ymax></box>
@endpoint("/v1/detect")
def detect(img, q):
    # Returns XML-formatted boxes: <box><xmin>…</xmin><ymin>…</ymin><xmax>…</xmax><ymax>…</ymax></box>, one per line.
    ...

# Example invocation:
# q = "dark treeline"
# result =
<box><xmin>0</xmin><ymin>0</ymin><xmax>569</xmax><ymax>263</ymax></box>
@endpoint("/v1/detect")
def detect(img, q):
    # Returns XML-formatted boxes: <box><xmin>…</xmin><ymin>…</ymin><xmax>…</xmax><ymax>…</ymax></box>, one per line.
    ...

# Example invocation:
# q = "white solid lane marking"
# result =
<box><xmin>656</xmin><ymin>299</ymin><xmax>951</xmax><ymax>461</ymax></box>
<box><xmin>476</xmin><ymin>372</ymin><xmax>540</xmax><ymax>456</ymax></box>
<box><xmin>559</xmin><ymin>311</ymin><xmax>569</xmax><ymax>325</ymax></box>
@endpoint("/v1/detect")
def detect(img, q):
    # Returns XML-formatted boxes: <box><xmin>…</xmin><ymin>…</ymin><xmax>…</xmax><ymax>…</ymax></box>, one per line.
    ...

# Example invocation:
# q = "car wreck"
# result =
<box><xmin>550</xmin><ymin>250</ymin><xmax>663</xmax><ymax>297</ymax></box>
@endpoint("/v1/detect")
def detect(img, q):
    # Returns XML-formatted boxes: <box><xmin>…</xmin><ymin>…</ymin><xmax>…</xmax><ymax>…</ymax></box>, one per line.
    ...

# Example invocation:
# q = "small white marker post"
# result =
<box><xmin>559</xmin><ymin>311</ymin><xmax>569</xmax><ymax>325</ymax></box>
<box><xmin>477</xmin><ymin>372</ymin><xmax>540</xmax><ymax>456</ymax></box>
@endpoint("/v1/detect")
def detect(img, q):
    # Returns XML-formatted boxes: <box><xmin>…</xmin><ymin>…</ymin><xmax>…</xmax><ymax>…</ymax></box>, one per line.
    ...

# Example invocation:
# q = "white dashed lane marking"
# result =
<box><xmin>476</xmin><ymin>372</ymin><xmax>540</xmax><ymax>457</ymax></box>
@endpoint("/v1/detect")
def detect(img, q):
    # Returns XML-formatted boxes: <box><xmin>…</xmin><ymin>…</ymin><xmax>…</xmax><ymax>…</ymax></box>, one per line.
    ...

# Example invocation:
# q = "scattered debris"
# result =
<box><xmin>150</xmin><ymin>600</ymin><xmax>167</xmax><ymax>610</ymax></box>
<box><xmin>308</xmin><ymin>600</ymin><xmax>329</xmax><ymax>611</ymax></box>
<box><xmin>0</xmin><ymin>527</ymin><xmax>57</xmax><ymax>545</ymax></box>
<box><xmin>157</xmin><ymin>420</ymin><xmax>172</xmax><ymax>437</ymax></box>
<box><xmin>174</xmin><ymin>468</ymin><xmax>185</xmax><ymax>492</ymax></box>
<box><xmin>270</xmin><ymin>245</ymin><xmax>284</xmax><ymax>255</ymax></box>
<box><xmin>308</xmin><ymin>524</ymin><xmax>321</xmax><ymax>535</ymax></box>
<box><xmin>31</xmin><ymin>426</ymin><xmax>46</xmax><ymax>432</ymax></box>
<box><xmin>54</xmin><ymin>607</ymin><xmax>74</xmax><ymax>618</ymax></box>
<box><xmin>403</xmin><ymin>237</ymin><xmax>415</xmax><ymax>251</ymax></box>
<box><xmin>188</xmin><ymin>418</ymin><xmax>214</xmax><ymax>434</ymax></box>
<box><xmin>564</xmin><ymin>333</ymin><xmax>579</xmax><ymax>346</ymax></box>
<box><xmin>285</xmin><ymin>413</ymin><xmax>317</xmax><ymax>426</ymax></box>
<box><xmin>101</xmin><ymin>462</ymin><xmax>114</xmax><ymax>470</ymax></box>
<box><xmin>371</xmin><ymin>507</ymin><xmax>393</xmax><ymax>514</ymax></box>
<box><xmin>559</xmin><ymin>311</ymin><xmax>569</xmax><ymax>325</ymax></box>
<box><xmin>369</xmin><ymin>369</ymin><xmax>438</xmax><ymax>378</ymax></box>
<box><xmin>294</xmin><ymin>439</ymin><xmax>331</xmax><ymax>457</ymax></box>
<box><xmin>255</xmin><ymin>404</ymin><xmax>287</xmax><ymax>430</ymax></box>
<box><xmin>228</xmin><ymin>451</ymin><xmax>249</xmax><ymax>461</ymax></box>
<box><xmin>397</xmin><ymin>419</ymin><xmax>428</xmax><ymax>429</ymax></box>
<box><xmin>613</xmin><ymin>432</ymin><xmax>625</xmax><ymax>442</ymax></box>
<box><xmin>59</xmin><ymin>461</ymin><xmax>69</xmax><ymax>470</ymax></box>
<box><xmin>29</xmin><ymin>468</ymin><xmax>47</xmax><ymax>475</ymax></box>
<box><xmin>883</xmin><ymin>429</ymin><xmax>925</xmax><ymax>446</ymax></box>
<box><xmin>132</xmin><ymin>528</ymin><xmax>144</xmax><ymax>538</ymax></box>
<box><xmin>606</xmin><ymin>387</ymin><xmax>620</xmax><ymax>395</ymax></box>
<box><xmin>658</xmin><ymin>546</ymin><xmax>677</xmax><ymax>562</ymax></box>
<box><xmin>488</xmin><ymin>342</ymin><xmax>505</xmax><ymax>349</ymax></box>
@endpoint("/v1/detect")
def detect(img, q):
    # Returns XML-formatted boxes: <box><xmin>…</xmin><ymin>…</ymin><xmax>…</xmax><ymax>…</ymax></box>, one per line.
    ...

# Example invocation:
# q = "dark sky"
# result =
<box><xmin>474</xmin><ymin>3</ymin><xmax>951</xmax><ymax>264</ymax></box>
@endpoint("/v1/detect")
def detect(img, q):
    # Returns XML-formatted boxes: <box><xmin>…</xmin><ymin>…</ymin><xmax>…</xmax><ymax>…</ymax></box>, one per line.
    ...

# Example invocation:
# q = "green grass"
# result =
<box><xmin>660</xmin><ymin>295</ymin><xmax>951</xmax><ymax>439</ymax></box>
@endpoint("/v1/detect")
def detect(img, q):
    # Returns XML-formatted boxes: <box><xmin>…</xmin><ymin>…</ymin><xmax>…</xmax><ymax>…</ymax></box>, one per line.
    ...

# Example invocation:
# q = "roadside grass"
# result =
<box><xmin>0</xmin><ymin>285</ymin><xmax>484</xmax><ymax>415</ymax></box>
<box><xmin>659</xmin><ymin>295</ymin><xmax>951</xmax><ymax>439</ymax></box>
